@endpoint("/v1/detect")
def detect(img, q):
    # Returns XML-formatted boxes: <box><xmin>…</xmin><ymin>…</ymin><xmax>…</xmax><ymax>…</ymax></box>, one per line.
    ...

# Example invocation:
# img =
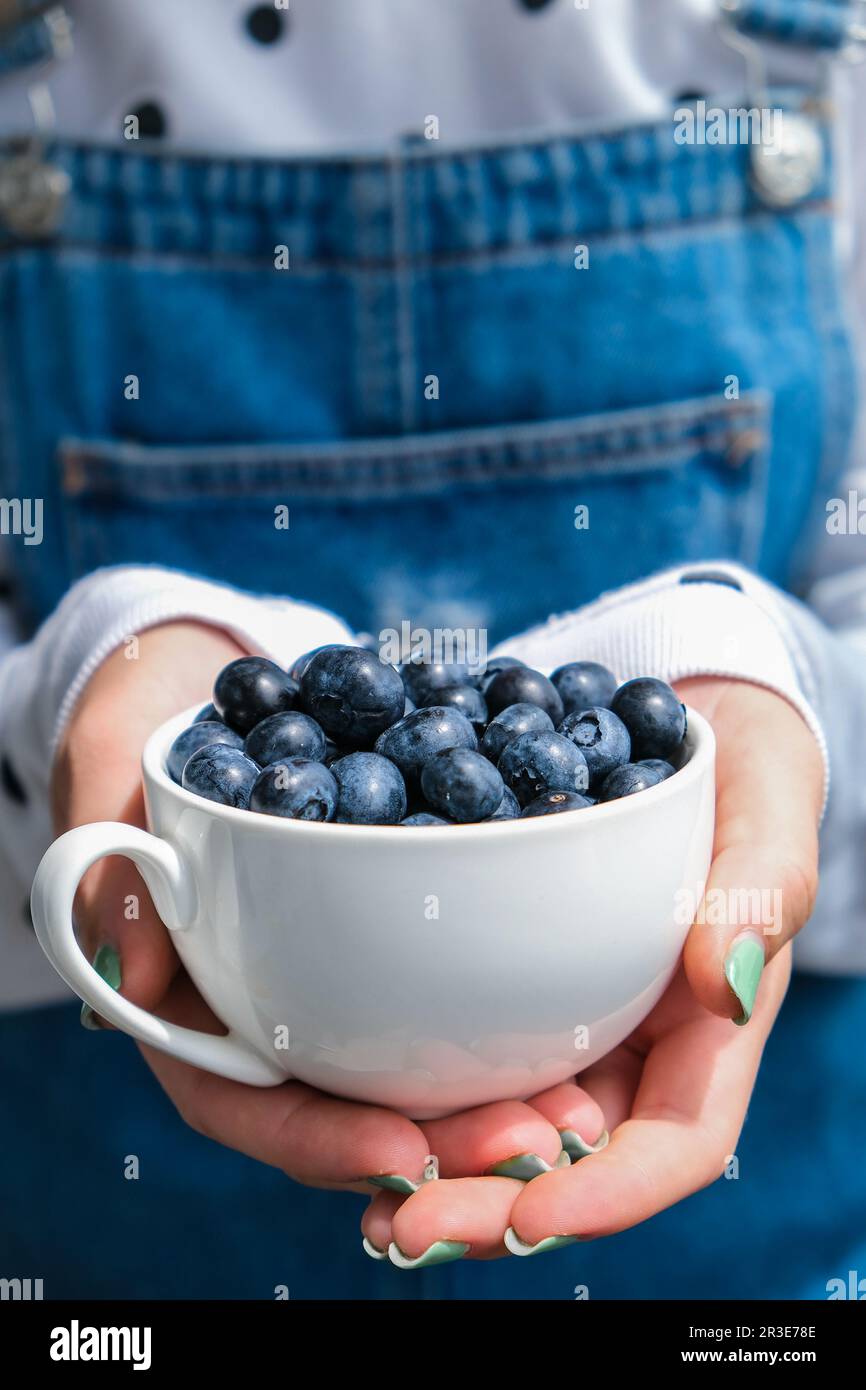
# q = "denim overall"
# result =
<box><xmin>0</xmin><ymin>0</ymin><xmax>865</xmax><ymax>1299</ymax></box>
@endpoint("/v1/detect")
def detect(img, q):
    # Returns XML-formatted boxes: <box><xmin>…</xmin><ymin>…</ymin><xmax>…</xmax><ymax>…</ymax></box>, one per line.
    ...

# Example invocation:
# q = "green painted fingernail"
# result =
<box><xmin>366</xmin><ymin>1175</ymin><xmax>419</xmax><ymax>1195</ymax></box>
<box><xmin>367</xmin><ymin>1155</ymin><xmax>437</xmax><ymax>1193</ymax></box>
<box><xmin>80</xmin><ymin>944</ymin><xmax>121</xmax><ymax>1031</ymax></box>
<box><xmin>487</xmin><ymin>1152</ymin><xmax>556</xmax><ymax>1180</ymax></box>
<box><xmin>504</xmin><ymin>1227</ymin><xmax>578</xmax><ymax>1257</ymax></box>
<box><xmin>388</xmin><ymin>1240</ymin><xmax>469</xmax><ymax>1269</ymax></box>
<box><xmin>559</xmin><ymin>1128</ymin><xmax>609</xmax><ymax>1162</ymax></box>
<box><xmin>724</xmin><ymin>933</ymin><xmax>765</xmax><ymax>1026</ymax></box>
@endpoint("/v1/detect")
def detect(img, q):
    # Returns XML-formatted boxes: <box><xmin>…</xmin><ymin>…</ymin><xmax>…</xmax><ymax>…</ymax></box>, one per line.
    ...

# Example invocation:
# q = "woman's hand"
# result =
<box><xmin>53</xmin><ymin>622</ymin><xmax>603</xmax><ymax>1200</ymax></box>
<box><xmin>360</xmin><ymin>678</ymin><xmax>823</xmax><ymax>1261</ymax></box>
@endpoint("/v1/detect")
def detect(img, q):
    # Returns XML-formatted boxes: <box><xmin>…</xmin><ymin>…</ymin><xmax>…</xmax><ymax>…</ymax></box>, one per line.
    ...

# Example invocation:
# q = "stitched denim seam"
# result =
<box><xmin>350</xmin><ymin>164</ymin><xmax>396</xmax><ymax>434</ymax></box>
<box><xmin>390</xmin><ymin>147</ymin><xmax>420</xmax><ymax>435</ymax></box>
<box><xmin>59</xmin><ymin>435</ymin><xmax>766</xmax><ymax>506</ymax></box>
<box><xmin>59</xmin><ymin>448</ymin><xmax>748</xmax><ymax>503</ymax></box>
<box><xmin>0</xmin><ymin>199</ymin><xmax>835</xmax><ymax>278</ymax></box>
<box><xmin>58</xmin><ymin>391</ymin><xmax>768</xmax><ymax>470</ymax></box>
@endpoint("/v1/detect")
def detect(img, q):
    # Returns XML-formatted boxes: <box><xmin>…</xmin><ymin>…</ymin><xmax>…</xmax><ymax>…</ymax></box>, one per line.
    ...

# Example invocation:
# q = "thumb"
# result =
<box><xmin>52</xmin><ymin>621</ymin><xmax>245</xmax><ymax>1018</ymax></box>
<box><xmin>677</xmin><ymin>678</ymin><xmax>822</xmax><ymax>1023</ymax></box>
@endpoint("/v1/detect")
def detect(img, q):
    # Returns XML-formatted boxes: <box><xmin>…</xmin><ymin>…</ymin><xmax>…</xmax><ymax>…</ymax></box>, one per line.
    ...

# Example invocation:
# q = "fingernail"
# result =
<box><xmin>366</xmin><ymin>1175</ymin><xmax>420</xmax><ymax>1195</ymax></box>
<box><xmin>724</xmin><ymin>931</ymin><xmax>765</xmax><ymax>1026</ymax></box>
<box><xmin>559</xmin><ymin>1128</ymin><xmax>609</xmax><ymax>1162</ymax></box>
<box><xmin>80</xmin><ymin>944</ymin><xmax>121</xmax><ymax>1031</ymax></box>
<box><xmin>367</xmin><ymin>1154</ymin><xmax>438</xmax><ymax>1194</ymax></box>
<box><xmin>388</xmin><ymin>1240</ymin><xmax>469</xmax><ymax>1269</ymax></box>
<box><xmin>504</xmin><ymin>1227</ymin><xmax>579</xmax><ymax>1257</ymax></box>
<box><xmin>362</xmin><ymin>1236</ymin><xmax>388</xmax><ymax>1261</ymax></box>
<box><xmin>486</xmin><ymin>1152</ymin><xmax>560</xmax><ymax>1180</ymax></box>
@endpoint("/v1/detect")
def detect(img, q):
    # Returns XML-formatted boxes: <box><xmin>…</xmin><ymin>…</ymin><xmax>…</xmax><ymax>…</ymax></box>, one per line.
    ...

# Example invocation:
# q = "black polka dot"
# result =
<box><xmin>1</xmin><ymin>754</ymin><xmax>26</xmax><ymax>805</ymax></box>
<box><xmin>246</xmin><ymin>5</ymin><xmax>285</xmax><ymax>44</ymax></box>
<box><xmin>128</xmin><ymin>101</ymin><xmax>167</xmax><ymax>139</ymax></box>
<box><xmin>519</xmin><ymin>0</ymin><xmax>557</xmax><ymax>10</ymax></box>
<box><xmin>674</xmin><ymin>91</ymin><xmax>704</xmax><ymax>105</ymax></box>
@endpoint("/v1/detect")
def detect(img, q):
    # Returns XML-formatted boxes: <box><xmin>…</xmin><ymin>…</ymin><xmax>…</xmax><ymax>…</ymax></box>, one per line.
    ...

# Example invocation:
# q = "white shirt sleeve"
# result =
<box><xmin>0</xmin><ymin>565</ymin><xmax>353</xmax><ymax>1009</ymax></box>
<box><xmin>495</xmin><ymin>560</ymin><xmax>866</xmax><ymax>977</ymax></box>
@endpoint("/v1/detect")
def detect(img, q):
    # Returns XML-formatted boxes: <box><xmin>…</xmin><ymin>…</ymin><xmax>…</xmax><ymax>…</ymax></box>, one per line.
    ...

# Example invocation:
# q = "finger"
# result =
<box><xmin>573</xmin><ymin>1047</ymin><xmax>644</xmax><ymax>1134</ymax></box>
<box><xmin>424</xmin><ymin>1099</ymin><xmax>566</xmax><ymax>1179</ymax></box>
<box><xmin>386</xmin><ymin>1177</ymin><xmax>522</xmax><ymax>1265</ymax></box>
<box><xmin>506</xmin><ymin>948</ymin><xmax>790</xmax><ymax>1251</ymax></box>
<box><xmin>677</xmin><ymin>679</ymin><xmax>820</xmax><ymax>1020</ymax></box>
<box><xmin>137</xmin><ymin>973</ymin><xmax>435</xmax><ymax>1190</ymax></box>
<box><xmin>360</xmin><ymin>1191</ymin><xmax>405</xmax><ymax>1259</ymax></box>
<box><xmin>72</xmin><ymin>788</ymin><xmax>181</xmax><ymax>1027</ymax></box>
<box><xmin>54</xmin><ymin>623</ymin><xmax>246</xmax><ymax>1014</ymax></box>
<box><xmin>362</xmin><ymin>1084</ymin><xmax>608</xmax><ymax>1264</ymax></box>
<box><xmin>522</xmin><ymin>1080</ymin><xmax>609</xmax><ymax>1157</ymax></box>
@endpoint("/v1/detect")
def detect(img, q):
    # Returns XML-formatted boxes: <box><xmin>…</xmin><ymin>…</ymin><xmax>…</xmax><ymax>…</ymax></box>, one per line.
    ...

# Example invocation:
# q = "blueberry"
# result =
<box><xmin>193</xmin><ymin>702</ymin><xmax>221</xmax><ymax>724</ymax></box>
<box><xmin>424</xmin><ymin>683</ymin><xmax>488</xmax><ymax>735</ymax></box>
<box><xmin>521</xmin><ymin>790</ymin><xmax>594</xmax><ymax>817</ymax></box>
<box><xmin>639</xmin><ymin>758</ymin><xmax>677</xmax><ymax>781</ymax></box>
<box><xmin>331</xmin><ymin>751</ymin><xmax>407</xmax><ymax>825</ymax></box>
<box><xmin>420</xmin><ymin>747</ymin><xmax>504</xmax><ymax>823</ymax></box>
<box><xmin>213</xmin><ymin>657</ymin><xmax>299</xmax><ymax>735</ymax></box>
<box><xmin>300</xmin><ymin>646</ymin><xmax>405</xmax><ymax>746</ymax></box>
<box><xmin>167</xmin><ymin>721</ymin><xmax>243</xmax><ymax>783</ymax></box>
<box><xmin>498</xmin><ymin>730</ymin><xmax>589</xmax><ymax>807</ymax></box>
<box><xmin>249</xmin><ymin>759</ymin><xmax>337</xmax><ymax>820</ymax></box>
<box><xmin>287</xmin><ymin>643</ymin><xmax>347</xmax><ymax>684</ymax></box>
<box><xmin>610</xmin><ymin>678</ymin><xmax>686</xmax><ymax>759</ymax></box>
<box><xmin>181</xmin><ymin>745</ymin><xmax>260</xmax><ymax>808</ymax></box>
<box><xmin>400</xmin><ymin>812</ymin><xmax>451</xmax><ymax>826</ymax></box>
<box><xmin>404</xmin><ymin>696</ymin><xmax>416</xmax><ymax>716</ymax></box>
<box><xmin>479</xmin><ymin>655</ymin><xmax>525</xmax><ymax>692</ymax></box>
<box><xmin>551</xmin><ymin>661</ymin><xmax>618</xmax><ymax>714</ymax></box>
<box><xmin>244</xmin><ymin>711</ymin><xmax>326</xmax><ymax>766</ymax></box>
<box><xmin>485</xmin><ymin>785</ymin><xmax>521</xmax><ymax>821</ymax></box>
<box><xmin>480</xmin><ymin>702</ymin><xmax>554</xmax><ymax>764</ymax></box>
<box><xmin>375</xmin><ymin>705</ymin><xmax>477</xmax><ymax>781</ymax></box>
<box><xmin>484</xmin><ymin>666</ymin><xmax>564</xmax><ymax>725</ymax></box>
<box><xmin>597</xmin><ymin>762</ymin><xmax>664</xmax><ymax>802</ymax></box>
<box><xmin>557</xmin><ymin>707</ymin><xmax>631</xmax><ymax>788</ymax></box>
<box><xmin>400</xmin><ymin>659</ymin><xmax>473</xmax><ymax>704</ymax></box>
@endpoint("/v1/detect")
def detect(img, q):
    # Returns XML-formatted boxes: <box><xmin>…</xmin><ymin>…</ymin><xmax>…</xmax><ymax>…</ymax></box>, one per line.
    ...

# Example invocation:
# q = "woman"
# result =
<box><xmin>0</xmin><ymin>0</ymin><xmax>864</xmax><ymax>1298</ymax></box>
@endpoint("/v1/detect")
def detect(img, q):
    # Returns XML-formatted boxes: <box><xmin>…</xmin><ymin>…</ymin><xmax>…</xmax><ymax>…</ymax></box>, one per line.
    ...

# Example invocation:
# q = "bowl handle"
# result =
<box><xmin>30</xmin><ymin>823</ymin><xmax>285</xmax><ymax>1086</ymax></box>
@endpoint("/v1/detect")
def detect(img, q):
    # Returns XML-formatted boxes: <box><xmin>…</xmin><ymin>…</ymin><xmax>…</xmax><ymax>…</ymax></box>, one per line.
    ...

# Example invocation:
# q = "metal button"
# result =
<box><xmin>750</xmin><ymin>112</ymin><xmax>823</xmax><ymax>208</ymax></box>
<box><xmin>0</xmin><ymin>149</ymin><xmax>69</xmax><ymax>235</ymax></box>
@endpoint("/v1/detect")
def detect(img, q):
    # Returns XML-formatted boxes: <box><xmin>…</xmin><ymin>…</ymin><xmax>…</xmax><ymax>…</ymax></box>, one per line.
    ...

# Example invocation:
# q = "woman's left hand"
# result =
<box><xmin>361</xmin><ymin>678</ymin><xmax>823</xmax><ymax>1263</ymax></box>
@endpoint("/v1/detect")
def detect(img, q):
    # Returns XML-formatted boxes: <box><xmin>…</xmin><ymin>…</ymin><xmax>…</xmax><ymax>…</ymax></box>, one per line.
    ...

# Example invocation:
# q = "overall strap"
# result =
<box><xmin>0</xmin><ymin>3</ymin><xmax>71</xmax><ymax>78</ymax></box>
<box><xmin>721</xmin><ymin>0</ymin><xmax>866</xmax><ymax>50</ymax></box>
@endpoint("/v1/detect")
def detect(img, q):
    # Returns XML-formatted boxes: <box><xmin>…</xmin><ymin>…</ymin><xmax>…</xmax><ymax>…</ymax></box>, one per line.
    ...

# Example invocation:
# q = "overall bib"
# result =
<box><xmin>0</xmin><ymin>0</ymin><xmax>864</xmax><ymax>1298</ymax></box>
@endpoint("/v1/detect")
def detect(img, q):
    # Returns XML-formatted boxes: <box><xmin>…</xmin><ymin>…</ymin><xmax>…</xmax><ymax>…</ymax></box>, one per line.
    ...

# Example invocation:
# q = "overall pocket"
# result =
<box><xmin>59</xmin><ymin>388</ymin><xmax>771</xmax><ymax>642</ymax></box>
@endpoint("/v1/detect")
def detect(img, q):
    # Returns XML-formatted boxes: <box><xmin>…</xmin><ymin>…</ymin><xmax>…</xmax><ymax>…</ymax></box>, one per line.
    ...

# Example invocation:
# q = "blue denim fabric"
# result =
<box><xmin>728</xmin><ymin>0</ymin><xmax>861</xmax><ymax>49</ymax></box>
<box><xmin>0</xmin><ymin>87</ymin><xmax>855</xmax><ymax>638</ymax></box>
<box><xmin>0</xmin><ymin>27</ymin><xmax>862</xmax><ymax>1299</ymax></box>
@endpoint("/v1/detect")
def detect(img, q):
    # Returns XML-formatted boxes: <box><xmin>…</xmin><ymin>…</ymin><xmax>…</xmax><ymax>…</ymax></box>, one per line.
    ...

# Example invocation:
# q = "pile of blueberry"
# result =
<box><xmin>169</xmin><ymin>645</ymin><xmax>687</xmax><ymax>826</ymax></box>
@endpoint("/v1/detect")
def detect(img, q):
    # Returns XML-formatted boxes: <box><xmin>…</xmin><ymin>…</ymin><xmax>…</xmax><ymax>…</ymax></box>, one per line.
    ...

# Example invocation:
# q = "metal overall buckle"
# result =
<box><xmin>0</xmin><ymin>3</ymin><xmax>72</xmax><ymax>237</ymax></box>
<box><xmin>715</xmin><ymin>0</ymin><xmax>857</xmax><ymax>207</ymax></box>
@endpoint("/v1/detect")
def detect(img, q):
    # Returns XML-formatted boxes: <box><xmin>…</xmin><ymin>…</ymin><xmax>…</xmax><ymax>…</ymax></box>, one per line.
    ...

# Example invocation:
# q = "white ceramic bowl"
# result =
<box><xmin>31</xmin><ymin>703</ymin><xmax>715</xmax><ymax>1119</ymax></box>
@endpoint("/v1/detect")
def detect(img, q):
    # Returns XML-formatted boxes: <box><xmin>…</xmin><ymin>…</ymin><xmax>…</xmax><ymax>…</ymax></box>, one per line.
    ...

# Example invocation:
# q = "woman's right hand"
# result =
<box><xmin>53</xmin><ymin>621</ymin><xmax>604</xmax><ymax>1203</ymax></box>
